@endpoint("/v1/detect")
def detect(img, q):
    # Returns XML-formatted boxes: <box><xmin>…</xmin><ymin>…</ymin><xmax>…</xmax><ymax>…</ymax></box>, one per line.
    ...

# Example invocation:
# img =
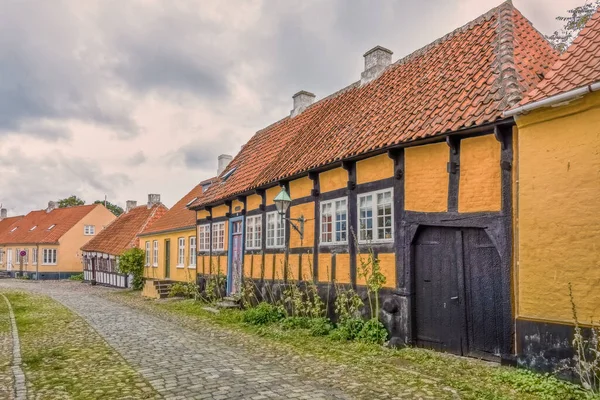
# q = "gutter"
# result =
<box><xmin>504</xmin><ymin>82</ymin><xmax>600</xmax><ymax>117</ymax></box>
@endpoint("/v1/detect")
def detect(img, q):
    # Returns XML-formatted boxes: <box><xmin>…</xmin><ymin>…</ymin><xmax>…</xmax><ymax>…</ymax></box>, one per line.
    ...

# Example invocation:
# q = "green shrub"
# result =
<box><xmin>280</xmin><ymin>316</ymin><xmax>311</xmax><ymax>330</ymax></box>
<box><xmin>169</xmin><ymin>282</ymin><xmax>200</xmax><ymax>300</ymax></box>
<box><xmin>309</xmin><ymin>317</ymin><xmax>333</xmax><ymax>337</ymax></box>
<box><xmin>69</xmin><ymin>273</ymin><xmax>84</xmax><ymax>281</ymax></box>
<box><xmin>242</xmin><ymin>302</ymin><xmax>285</xmax><ymax>325</ymax></box>
<box><xmin>493</xmin><ymin>369</ymin><xmax>586</xmax><ymax>399</ymax></box>
<box><xmin>118</xmin><ymin>248</ymin><xmax>145</xmax><ymax>290</ymax></box>
<box><xmin>335</xmin><ymin>318</ymin><xmax>365</xmax><ymax>341</ymax></box>
<box><xmin>357</xmin><ymin>319</ymin><xmax>388</xmax><ymax>344</ymax></box>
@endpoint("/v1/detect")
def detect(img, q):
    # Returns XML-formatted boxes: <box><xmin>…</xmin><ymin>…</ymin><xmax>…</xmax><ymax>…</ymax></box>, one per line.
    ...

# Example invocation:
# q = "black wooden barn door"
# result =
<box><xmin>413</xmin><ymin>226</ymin><xmax>503</xmax><ymax>358</ymax></box>
<box><xmin>414</xmin><ymin>227</ymin><xmax>464</xmax><ymax>354</ymax></box>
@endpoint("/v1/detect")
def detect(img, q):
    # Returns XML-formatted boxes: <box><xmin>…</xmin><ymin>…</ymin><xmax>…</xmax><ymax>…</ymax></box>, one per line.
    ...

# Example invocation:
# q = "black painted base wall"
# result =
<box><xmin>516</xmin><ymin>318</ymin><xmax>592</xmax><ymax>382</ymax></box>
<box><xmin>7</xmin><ymin>271</ymin><xmax>80</xmax><ymax>280</ymax></box>
<box><xmin>196</xmin><ymin>275</ymin><xmax>408</xmax><ymax>342</ymax></box>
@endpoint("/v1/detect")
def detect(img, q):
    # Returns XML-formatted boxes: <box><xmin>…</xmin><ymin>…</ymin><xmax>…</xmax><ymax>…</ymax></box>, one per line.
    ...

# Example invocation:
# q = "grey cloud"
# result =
<box><xmin>0</xmin><ymin>147</ymin><xmax>132</xmax><ymax>214</ymax></box>
<box><xmin>126</xmin><ymin>151</ymin><xmax>147</xmax><ymax>167</ymax></box>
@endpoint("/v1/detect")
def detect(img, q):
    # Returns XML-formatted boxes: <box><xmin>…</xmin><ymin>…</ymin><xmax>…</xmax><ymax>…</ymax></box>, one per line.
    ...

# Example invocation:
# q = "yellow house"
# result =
<box><xmin>505</xmin><ymin>7</ymin><xmax>600</xmax><ymax>372</ymax></box>
<box><xmin>0</xmin><ymin>202</ymin><xmax>116</xmax><ymax>279</ymax></box>
<box><xmin>188</xmin><ymin>2</ymin><xmax>560</xmax><ymax>363</ymax></box>
<box><xmin>140</xmin><ymin>178</ymin><xmax>216</xmax><ymax>298</ymax></box>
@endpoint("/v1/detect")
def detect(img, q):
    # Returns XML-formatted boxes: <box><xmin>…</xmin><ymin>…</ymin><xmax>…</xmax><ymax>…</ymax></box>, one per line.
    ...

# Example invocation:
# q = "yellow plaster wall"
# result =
<box><xmin>274</xmin><ymin>254</ymin><xmax>286</xmax><ymax>280</ymax></box>
<box><xmin>266</xmin><ymin>186</ymin><xmax>281</xmax><ymax>206</ymax></box>
<box><xmin>459</xmin><ymin>135</ymin><xmax>502</xmax><ymax>212</ymax></box>
<box><xmin>246</xmin><ymin>194</ymin><xmax>263</xmax><ymax>211</ymax></box>
<box><xmin>300</xmin><ymin>254</ymin><xmax>313</xmax><ymax>281</ymax></box>
<box><xmin>516</xmin><ymin>91</ymin><xmax>600</xmax><ymax>323</ymax></box>
<box><xmin>231</xmin><ymin>199</ymin><xmax>244</xmax><ymax>214</ymax></box>
<box><xmin>251</xmin><ymin>254</ymin><xmax>263</xmax><ymax>279</ymax></box>
<box><xmin>243</xmin><ymin>254</ymin><xmax>253</xmax><ymax>277</ymax></box>
<box><xmin>336</xmin><ymin>253</ymin><xmax>351</xmax><ymax>284</ymax></box>
<box><xmin>142</xmin><ymin>279</ymin><xmax>160</xmax><ymax>299</ymax></box>
<box><xmin>319</xmin><ymin>168</ymin><xmax>348</xmax><ymax>193</ymax></box>
<box><xmin>141</xmin><ymin>228</ymin><xmax>197</xmax><ymax>283</ymax></box>
<box><xmin>59</xmin><ymin>205</ymin><xmax>116</xmax><ymax>272</ymax></box>
<box><xmin>289</xmin><ymin>176</ymin><xmax>313</xmax><ymax>198</ymax></box>
<box><xmin>197</xmin><ymin>210</ymin><xmax>210</xmax><ymax>219</ymax></box>
<box><xmin>290</xmin><ymin>202</ymin><xmax>314</xmax><ymax>248</ymax></box>
<box><xmin>318</xmin><ymin>253</ymin><xmax>332</xmax><ymax>282</ymax></box>
<box><xmin>212</xmin><ymin>204</ymin><xmax>229</xmax><ymax>218</ymax></box>
<box><xmin>264</xmin><ymin>254</ymin><xmax>274</xmax><ymax>280</ymax></box>
<box><xmin>287</xmin><ymin>254</ymin><xmax>301</xmax><ymax>281</ymax></box>
<box><xmin>356</xmin><ymin>154</ymin><xmax>394</xmax><ymax>184</ymax></box>
<box><xmin>405</xmin><ymin>142</ymin><xmax>449</xmax><ymax>212</ymax></box>
<box><xmin>356</xmin><ymin>253</ymin><xmax>395</xmax><ymax>288</ymax></box>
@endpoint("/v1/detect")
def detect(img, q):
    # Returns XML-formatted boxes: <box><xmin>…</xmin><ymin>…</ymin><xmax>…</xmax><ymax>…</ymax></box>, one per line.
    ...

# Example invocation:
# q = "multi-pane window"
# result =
<box><xmin>266</xmin><ymin>211</ymin><xmax>285</xmax><ymax>248</ymax></box>
<box><xmin>42</xmin><ymin>249</ymin><xmax>57</xmax><ymax>265</ymax></box>
<box><xmin>198</xmin><ymin>224</ymin><xmax>210</xmax><ymax>251</ymax></box>
<box><xmin>358</xmin><ymin>189</ymin><xmax>393</xmax><ymax>243</ymax></box>
<box><xmin>152</xmin><ymin>240</ymin><xmax>158</xmax><ymax>267</ymax></box>
<box><xmin>32</xmin><ymin>248</ymin><xmax>37</xmax><ymax>265</ymax></box>
<box><xmin>15</xmin><ymin>248</ymin><xmax>20</xmax><ymax>264</ymax></box>
<box><xmin>177</xmin><ymin>237</ymin><xmax>185</xmax><ymax>266</ymax></box>
<box><xmin>84</xmin><ymin>225</ymin><xmax>95</xmax><ymax>235</ymax></box>
<box><xmin>189</xmin><ymin>237</ymin><xmax>196</xmax><ymax>266</ymax></box>
<box><xmin>145</xmin><ymin>241</ymin><xmax>150</xmax><ymax>266</ymax></box>
<box><xmin>0</xmin><ymin>249</ymin><xmax>3</xmax><ymax>264</ymax></box>
<box><xmin>212</xmin><ymin>222</ymin><xmax>225</xmax><ymax>251</ymax></box>
<box><xmin>320</xmin><ymin>198</ymin><xmax>348</xmax><ymax>244</ymax></box>
<box><xmin>246</xmin><ymin>215</ymin><xmax>262</xmax><ymax>249</ymax></box>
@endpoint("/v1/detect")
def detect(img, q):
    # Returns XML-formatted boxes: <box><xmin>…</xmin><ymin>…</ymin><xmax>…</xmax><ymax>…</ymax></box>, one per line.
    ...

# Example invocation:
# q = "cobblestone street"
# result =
<box><xmin>0</xmin><ymin>280</ymin><xmax>349</xmax><ymax>400</ymax></box>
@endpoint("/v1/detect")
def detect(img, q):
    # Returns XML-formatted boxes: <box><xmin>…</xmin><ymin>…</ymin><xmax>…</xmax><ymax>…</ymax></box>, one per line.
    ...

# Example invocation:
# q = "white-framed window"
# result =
<box><xmin>152</xmin><ymin>240</ymin><xmax>158</xmax><ymax>267</ymax></box>
<box><xmin>358</xmin><ymin>188</ymin><xmax>393</xmax><ymax>243</ymax></box>
<box><xmin>84</xmin><ymin>225</ymin><xmax>95</xmax><ymax>235</ymax></box>
<box><xmin>320</xmin><ymin>197</ymin><xmax>348</xmax><ymax>245</ymax></box>
<box><xmin>42</xmin><ymin>249</ymin><xmax>57</xmax><ymax>265</ymax></box>
<box><xmin>246</xmin><ymin>215</ymin><xmax>262</xmax><ymax>250</ymax></box>
<box><xmin>15</xmin><ymin>248</ymin><xmax>20</xmax><ymax>263</ymax></box>
<box><xmin>211</xmin><ymin>222</ymin><xmax>225</xmax><ymax>251</ymax></box>
<box><xmin>145</xmin><ymin>241</ymin><xmax>150</xmax><ymax>266</ymax></box>
<box><xmin>198</xmin><ymin>224</ymin><xmax>210</xmax><ymax>251</ymax></box>
<box><xmin>189</xmin><ymin>236</ymin><xmax>196</xmax><ymax>267</ymax></box>
<box><xmin>32</xmin><ymin>248</ymin><xmax>37</xmax><ymax>265</ymax></box>
<box><xmin>0</xmin><ymin>249</ymin><xmax>3</xmax><ymax>264</ymax></box>
<box><xmin>266</xmin><ymin>211</ymin><xmax>285</xmax><ymax>248</ymax></box>
<box><xmin>177</xmin><ymin>237</ymin><xmax>185</xmax><ymax>266</ymax></box>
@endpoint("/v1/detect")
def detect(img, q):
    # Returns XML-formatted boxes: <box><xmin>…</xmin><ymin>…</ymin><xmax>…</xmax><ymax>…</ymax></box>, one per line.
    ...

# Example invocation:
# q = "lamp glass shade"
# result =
<box><xmin>274</xmin><ymin>187</ymin><xmax>292</xmax><ymax>214</ymax></box>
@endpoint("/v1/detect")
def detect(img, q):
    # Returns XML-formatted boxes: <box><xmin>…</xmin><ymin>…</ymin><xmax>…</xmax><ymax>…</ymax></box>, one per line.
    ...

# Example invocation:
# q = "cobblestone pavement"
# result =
<box><xmin>0</xmin><ymin>280</ymin><xmax>350</xmax><ymax>400</ymax></box>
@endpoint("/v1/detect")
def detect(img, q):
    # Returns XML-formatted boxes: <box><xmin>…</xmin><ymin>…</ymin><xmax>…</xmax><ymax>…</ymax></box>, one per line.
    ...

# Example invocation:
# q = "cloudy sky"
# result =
<box><xmin>0</xmin><ymin>0</ymin><xmax>581</xmax><ymax>215</ymax></box>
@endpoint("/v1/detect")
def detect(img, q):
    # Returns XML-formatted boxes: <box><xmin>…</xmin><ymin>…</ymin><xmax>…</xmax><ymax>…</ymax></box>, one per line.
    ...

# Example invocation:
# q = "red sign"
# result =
<box><xmin>19</xmin><ymin>250</ymin><xmax>26</xmax><ymax>257</ymax></box>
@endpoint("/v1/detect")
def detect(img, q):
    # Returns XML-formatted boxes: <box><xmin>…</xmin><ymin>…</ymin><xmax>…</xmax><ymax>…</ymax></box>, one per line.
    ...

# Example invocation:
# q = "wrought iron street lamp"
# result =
<box><xmin>274</xmin><ymin>186</ymin><xmax>307</xmax><ymax>241</ymax></box>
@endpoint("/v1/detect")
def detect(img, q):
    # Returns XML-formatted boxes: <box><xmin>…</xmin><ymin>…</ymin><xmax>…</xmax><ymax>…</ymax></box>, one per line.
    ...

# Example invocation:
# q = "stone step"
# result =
<box><xmin>202</xmin><ymin>306</ymin><xmax>220</xmax><ymax>314</ymax></box>
<box><xmin>0</xmin><ymin>271</ymin><xmax>11</xmax><ymax>279</ymax></box>
<box><xmin>215</xmin><ymin>301</ymin><xmax>240</xmax><ymax>309</ymax></box>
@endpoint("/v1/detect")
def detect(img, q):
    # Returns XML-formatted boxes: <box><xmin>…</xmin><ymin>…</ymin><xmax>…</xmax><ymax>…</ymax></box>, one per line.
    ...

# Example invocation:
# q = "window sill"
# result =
<box><xmin>152</xmin><ymin>265</ymin><xmax>158</xmax><ymax>268</ymax></box>
<box><xmin>187</xmin><ymin>265</ymin><xmax>196</xmax><ymax>269</ymax></box>
<box><xmin>41</xmin><ymin>264</ymin><xmax>57</xmax><ymax>266</ymax></box>
<box><xmin>357</xmin><ymin>239</ymin><xmax>394</xmax><ymax>245</ymax></box>
<box><xmin>319</xmin><ymin>242</ymin><xmax>349</xmax><ymax>247</ymax></box>
<box><xmin>246</xmin><ymin>247</ymin><xmax>261</xmax><ymax>251</ymax></box>
<box><xmin>176</xmin><ymin>265</ymin><xmax>185</xmax><ymax>269</ymax></box>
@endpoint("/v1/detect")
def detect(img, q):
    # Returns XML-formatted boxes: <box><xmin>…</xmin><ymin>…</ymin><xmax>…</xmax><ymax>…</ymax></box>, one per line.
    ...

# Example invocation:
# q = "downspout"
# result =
<box><xmin>35</xmin><ymin>245</ymin><xmax>39</xmax><ymax>280</ymax></box>
<box><xmin>504</xmin><ymin>82</ymin><xmax>600</xmax><ymax>117</ymax></box>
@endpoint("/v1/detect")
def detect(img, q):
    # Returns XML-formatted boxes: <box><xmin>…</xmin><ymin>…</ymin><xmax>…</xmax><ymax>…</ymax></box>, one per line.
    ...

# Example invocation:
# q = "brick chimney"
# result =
<box><xmin>361</xmin><ymin>46</ymin><xmax>393</xmax><ymax>85</ymax></box>
<box><xmin>147</xmin><ymin>194</ymin><xmax>160</xmax><ymax>209</ymax></box>
<box><xmin>291</xmin><ymin>91</ymin><xmax>315</xmax><ymax>117</ymax></box>
<box><xmin>0</xmin><ymin>208</ymin><xmax>7</xmax><ymax>220</ymax></box>
<box><xmin>125</xmin><ymin>200</ymin><xmax>137</xmax><ymax>213</ymax></box>
<box><xmin>46</xmin><ymin>201</ymin><xmax>57</xmax><ymax>213</ymax></box>
<box><xmin>217</xmin><ymin>154</ymin><xmax>233</xmax><ymax>176</ymax></box>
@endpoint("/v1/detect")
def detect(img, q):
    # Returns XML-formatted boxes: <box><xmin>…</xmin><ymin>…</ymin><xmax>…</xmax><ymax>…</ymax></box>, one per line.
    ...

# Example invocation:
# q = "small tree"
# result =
<box><xmin>547</xmin><ymin>1</ymin><xmax>600</xmax><ymax>53</ymax></box>
<box><xmin>94</xmin><ymin>200</ymin><xmax>124</xmax><ymax>216</ymax></box>
<box><xmin>118</xmin><ymin>248</ymin><xmax>145</xmax><ymax>290</ymax></box>
<box><xmin>58</xmin><ymin>195</ymin><xmax>85</xmax><ymax>208</ymax></box>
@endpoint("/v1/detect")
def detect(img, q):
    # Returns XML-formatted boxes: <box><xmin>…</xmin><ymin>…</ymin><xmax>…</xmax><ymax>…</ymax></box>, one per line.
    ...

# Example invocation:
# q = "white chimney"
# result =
<box><xmin>126</xmin><ymin>200</ymin><xmax>137</xmax><ymax>213</ymax></box>
<box><xmin>0</xmin><ymin>208</ymin><xmax>7</xmax><ymax>220</ymax></box>
<box><xmin>217</xmin><ymin>154</ymin><xmax>233</xmax><ymax>176</ymax></box>
<box><xmin>147</xmin><ymin>194</ymin><xmax>160</xmax><ymax>208</ymax></box>
<box><xmin>46</xmin><ymin>201</ymin><xmax>57</xmax><ymax>213</ymax></box>
<box><xmin>291</xmin><ymin>91</ymin><xmax>315</xmax><ymax>117</ymax></box>
<box><xmin>361</xmin><ymin>46</ymin><xmax>393</xmax><ymax>85</ymax></box>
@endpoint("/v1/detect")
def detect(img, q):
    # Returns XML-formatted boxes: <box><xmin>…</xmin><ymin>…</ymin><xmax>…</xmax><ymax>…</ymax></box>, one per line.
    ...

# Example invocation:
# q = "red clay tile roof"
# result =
<box><xmin>82</xmin><ymin>204</ymin><xmax>168</xmax><ymax>255</ymax></box>
<box><xmin>0</xmin><ymin>205</ymin><xmax>100</xmax><ymax>245</ymax></box>
<box><xmin>0</xmin><ymin>216</ymin><xmax>24</xmax><ymax>236</ymax></box>
<box><xmin>518</xmin><ymin>7</ymin><xmax>600</xmax><ymax>105</ymax></box>
<box><xmin>140</xmin><ymin>179</ymin><xmax>215</xmax><ymax>236</ymax></box>
<box><xmin>190</xmin><ymin>1</ymin><xmax>558</xmax><ymax>209</ymax></box>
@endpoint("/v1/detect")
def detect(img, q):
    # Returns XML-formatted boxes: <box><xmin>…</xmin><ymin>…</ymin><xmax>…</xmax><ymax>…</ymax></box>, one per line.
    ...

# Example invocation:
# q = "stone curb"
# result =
<box><xmin>1</xmin><ymin>294</ymin><xmax>27</xmax><ymax>400</ymax></box>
